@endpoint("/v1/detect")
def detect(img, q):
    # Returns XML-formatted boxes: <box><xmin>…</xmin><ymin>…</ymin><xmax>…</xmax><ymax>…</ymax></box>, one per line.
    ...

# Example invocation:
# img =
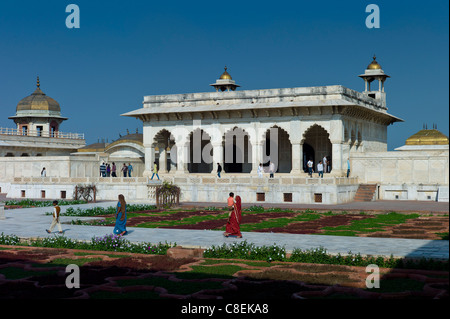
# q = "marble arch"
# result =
<box><xmin>223</xmin><ymin>126</ymin><xmax>252</xmax><ymax>173</ymax></box>
<box><xmin>302</xmin><ymin>124</ymin><xmax>332</xmax><ymax>172</ymax></box>
<box><xmin>187</xmin><ymin>128</ymin><xmax>213</xmax><ymax>173</ymax></box>
<box><xmin>262</xmin><ymin>125</ymin><xmax>292</xmax><ymax>173</ymax></box>
<box><xmin>153</xmin><ymin>129</ymin><xmax>176</xmax><ymax>173</ymax></box>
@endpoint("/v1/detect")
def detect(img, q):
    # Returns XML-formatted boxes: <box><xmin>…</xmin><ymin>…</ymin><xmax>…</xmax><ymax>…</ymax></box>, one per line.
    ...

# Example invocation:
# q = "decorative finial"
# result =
<box><xmin>373</xmin><ymin>54</ymin><xmax>376</xmax><ymax>61</ymax></box>
<box><xmin>37</xmin><ymin>76</ymin><xmax>40</xmax><ymax>88</ymax></box>
<box><xmin>224</xmin><ymin>66</ymin><xmax>227</xmax><ymax>71</ymax></box>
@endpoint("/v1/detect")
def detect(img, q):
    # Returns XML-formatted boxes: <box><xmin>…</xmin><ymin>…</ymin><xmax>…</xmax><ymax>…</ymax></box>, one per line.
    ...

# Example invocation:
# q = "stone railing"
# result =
<box><xmin>12</xmin><ymin>176</ymin><xmax>149</xmax><ymax>184</ymax></box>
<box><xmin>164</xmin><ymin>175</ymin><xmax>359</xmax><ymax>186</ymax></box>
<box><xmin>0</xmin><ymin>127</ymin><xmax>84</xmax><ymax>140</ymax></box>
<box><xmin>10</xmin><ymin>175</ymin><xmax>358</xmax><ymax>185</ymax></box>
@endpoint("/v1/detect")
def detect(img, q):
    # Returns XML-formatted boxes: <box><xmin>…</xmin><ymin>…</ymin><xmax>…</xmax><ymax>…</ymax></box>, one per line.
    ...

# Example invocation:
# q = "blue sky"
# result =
<box><xmin>0</xmin><ymin>0</ymin><xmax>448</xmax><ymax>150</ymax></box>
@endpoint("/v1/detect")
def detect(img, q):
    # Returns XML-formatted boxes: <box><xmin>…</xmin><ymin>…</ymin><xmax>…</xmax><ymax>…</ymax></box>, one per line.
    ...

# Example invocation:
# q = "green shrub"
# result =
<box><xmin>52</xmin><ymin>204</ymin><xmax>157</xmax><ymax>217</ymax></box>
<box><xmin>0</xmin><ymin>232</ymin><xmax>174</xmax><ymax>255</ymax></box>
<box><xmin>204</xmin><ymin>241</ymin><xmax>449</xmax><ymax>271</ymax></box>
<box><xmin>5</xmin><ymin>199</ymin><xmax>86</xmax><ymax>207</ymax></box>
<box><xmin>0</xmin><ymin>232</ymin><xmax>20</xmax><ymax>245</ymax></box>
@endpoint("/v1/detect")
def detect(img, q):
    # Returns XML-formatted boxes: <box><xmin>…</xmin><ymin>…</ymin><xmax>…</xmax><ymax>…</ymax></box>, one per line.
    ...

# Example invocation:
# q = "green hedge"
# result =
<box><xmin>0</xmin><ymin>232</ymin><xmax>173</xmax><ymax>255</ymax></box>
<box><xmin>203</xmin><ymin>241</ymin><xmax>449</xmax><ymax>271</ymax></box>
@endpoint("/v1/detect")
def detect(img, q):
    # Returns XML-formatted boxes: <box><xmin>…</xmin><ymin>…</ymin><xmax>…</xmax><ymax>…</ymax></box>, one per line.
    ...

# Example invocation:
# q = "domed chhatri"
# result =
<box><xmin>358</xmin><ymin>55</ymin><xmax>390</xmax><ymax>108</ymax></box>
<box><xmin>16</xmin><ymin>76</ymin><xmax>61</xmax><ymax>113</ymax></box>
<box><xmin>210</xmin><ymin>66</ymin><xmax>240</xmax><ymax>92</ymax></box>
<box><xmin>9</xmin><ymin>76</ymin><xmax>68</xmax><ymax>137</ymax></box>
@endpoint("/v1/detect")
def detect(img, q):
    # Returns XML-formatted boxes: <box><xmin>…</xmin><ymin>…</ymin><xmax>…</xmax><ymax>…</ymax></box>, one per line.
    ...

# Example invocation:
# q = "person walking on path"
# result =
<box><xmin>127</xmin><ymin>163</ymin><xmax>133</xmax><ymax>177</ymax></box>
<box><xmin>224</xmin><ymin>195</ymin><xmax>242</xmax><ymax>238</ymax></box>
<box><xmin>317</xmin><ymin>161</ymin><xmax>324</xmax><ymax>178</ymax></box>
<box><xmin>217</xmin><ymin>163</ymin><xmax>222</xmax><ymax>178</ymax></box>
<box><xmin>151</xmin><ymin>161</ymin><xmax>160</xmax><ymax>180</ymax></box>
<box><xmin>113</xmin><ymin>194</ymin><xmax>127</xmax><ymax>236</ymax></box>
<box><xmin>46</xmin><ymin>200</ymin><xmax>63</xmax><ymax>234</ymax></box>
<box><xmin>106</xmin><ymin>163</ymin><xmax>111</xmax><ymax>177</ymax></box>
<box><xmin>269</xmin><ymin>161</ymin><xmax>275</xmax><ymax>178</ymax></box>
<box><xmin>257</xmin><ymin>163</ymin><xmax>264</xmax><ymax>178</ymax></box>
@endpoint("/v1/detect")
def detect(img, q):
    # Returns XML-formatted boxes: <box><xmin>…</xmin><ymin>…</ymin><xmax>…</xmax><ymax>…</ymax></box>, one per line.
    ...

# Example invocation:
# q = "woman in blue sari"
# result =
<box><xmin>114</xmin><ymin>194</ymin><xmax>127</xmax><ymax>236</ymax></box>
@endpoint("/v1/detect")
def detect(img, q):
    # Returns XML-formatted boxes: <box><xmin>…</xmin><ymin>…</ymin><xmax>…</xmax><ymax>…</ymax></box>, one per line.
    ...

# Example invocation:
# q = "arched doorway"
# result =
<box><xmin>262</xmin><ymin>126</ymin><xmax>292</xmax><ymax>173</ymax></box>
<box><xmin>223</xmin><ymin>127</ymin><xmax>252</xmax><ymax>173</ymax></box>
<box><xmin>153</xmin><ymin>129</ymin><xmax>176</xmax><ymax>173</ymax></box>
<box><xmin>302</xmin><ymin>124</ymin><xmax>332</xmax><ymax>172</ymax></box>
<box><xmin>188</xmin><ymin>129</ymin><xmax>213</xmax><ymax>173</ymax></box>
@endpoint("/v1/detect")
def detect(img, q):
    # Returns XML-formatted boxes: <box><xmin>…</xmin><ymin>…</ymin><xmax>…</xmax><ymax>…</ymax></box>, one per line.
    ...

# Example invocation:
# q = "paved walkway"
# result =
<box><xmin>0</xmin><ymin>201</ymin><xmax>448</xmax><ymax>259</ymax></box>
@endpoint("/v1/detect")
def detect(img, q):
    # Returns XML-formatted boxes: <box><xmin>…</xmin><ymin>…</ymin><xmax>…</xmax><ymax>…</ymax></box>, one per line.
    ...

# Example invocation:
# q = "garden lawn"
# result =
<box><xmin>62</xmin><ymin>206</ymin><xmax>447</xmax><ymax>239</ymax></box>
<box><xmin>319</xmin><ymin>212</ymin><xmax>420</xmax><ymax>236</ymax></box>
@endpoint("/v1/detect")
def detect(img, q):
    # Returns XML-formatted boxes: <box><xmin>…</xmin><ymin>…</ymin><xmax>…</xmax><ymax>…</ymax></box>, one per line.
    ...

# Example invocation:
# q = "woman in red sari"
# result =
<box><xmin>224</xmin><ymin>195</ymin><xmax>242</xmax><ymax>238</ymax></box>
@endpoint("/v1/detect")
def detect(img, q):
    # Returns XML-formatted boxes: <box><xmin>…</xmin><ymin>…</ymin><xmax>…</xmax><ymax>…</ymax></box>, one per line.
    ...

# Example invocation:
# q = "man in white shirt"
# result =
<box><xmin>317</xmin><ymin>161</ymin><xmax>324</xmax><ymax>178</ymax></box>
<box><xmin>257</xmin><ymin>163</ymin><xmax>264</xmax><ymax>178</ymax></box>
<box><xmin>46</xmin><ymin>200</ymin><xmax>63</xmax><ymax>234</ymax></box>
<box><xmin>323</xmin><ymin>156</ymin><xmax>327</xmax><ymax>173</ymax></box>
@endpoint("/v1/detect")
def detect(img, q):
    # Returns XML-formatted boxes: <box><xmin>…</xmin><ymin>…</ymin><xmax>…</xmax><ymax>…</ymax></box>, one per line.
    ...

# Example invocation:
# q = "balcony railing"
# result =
<box><xmin>0</xmin><ymin>127</ymin><xmax>84</xmax><ymax>140</ymax></box>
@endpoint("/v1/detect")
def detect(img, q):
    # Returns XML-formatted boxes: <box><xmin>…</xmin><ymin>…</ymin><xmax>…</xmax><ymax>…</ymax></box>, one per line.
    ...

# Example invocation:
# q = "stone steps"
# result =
<box><xmin>354</xmin><ymin>184</ymin><xmax>377</xmax><ymax>202</ymax></box>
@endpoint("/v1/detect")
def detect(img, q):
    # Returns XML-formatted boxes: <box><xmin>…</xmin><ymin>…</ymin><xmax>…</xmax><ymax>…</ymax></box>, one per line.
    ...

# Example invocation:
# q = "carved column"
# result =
<box><xmin>159</xmin><ymin>145</ymin><xmax>167</xmax><ymax>173</ymax></box>
<box><xmin>291</xmin><ymin>142</ymin><xmax>303</xmax><ymax>175</ymax></box>
<box><xmin>175</xmin><ymin>143</ymin><xmax>188</xmax><ymax>175</ymax></box>
<box><xmin>143</xmin><ymin>145</ymin><xmax>155</xmax><ymax>177</ymax></box>
<box><xmin>250</xmin><ymin>142</ymin><xmax>263</xmax><ymax>174</ymax></box>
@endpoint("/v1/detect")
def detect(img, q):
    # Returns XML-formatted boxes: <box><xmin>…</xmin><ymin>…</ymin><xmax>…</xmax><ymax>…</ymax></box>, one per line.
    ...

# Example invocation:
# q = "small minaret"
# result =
<box><xmin>210</xmin><ymin>66</ymin><xmax>240</xmax><ymax>92</ymax></box>
<box><xmin>358</xmin><ymin>55</ymin><xmax>390</xmax><ymax>108</ymax></box>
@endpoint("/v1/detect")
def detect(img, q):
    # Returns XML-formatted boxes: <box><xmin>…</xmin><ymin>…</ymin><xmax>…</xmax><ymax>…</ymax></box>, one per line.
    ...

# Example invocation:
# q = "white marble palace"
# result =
<box><xmin>0</xmin><ymin>56</ymin><xmax>448</xmax><ymax>204</ymax></box>
<box><xmin>123</xmin><ymin>57</ymin><xmax>401</xmax><ymax>178</ymax></box>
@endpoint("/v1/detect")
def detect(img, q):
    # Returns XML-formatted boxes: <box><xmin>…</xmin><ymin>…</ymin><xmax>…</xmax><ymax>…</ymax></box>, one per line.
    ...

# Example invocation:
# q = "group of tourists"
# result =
<box><xmin>306</xmin><ymin>156</ymin><xmax>331</xmax><ymax>178</ymax></box>
<box><xmin>99</xmin><ymin>162</ymin><xmax>133</xmax><ymax>177</ymax></box>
